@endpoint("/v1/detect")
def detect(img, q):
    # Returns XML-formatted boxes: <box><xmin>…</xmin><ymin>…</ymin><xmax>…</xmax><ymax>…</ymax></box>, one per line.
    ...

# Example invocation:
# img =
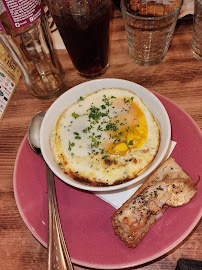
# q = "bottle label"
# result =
<box><xmin>0</xmin><ymin>40</ymin><xmax>21</xmax><ymax>122</ymax></box>
<box><xmin>2</xmin><ymin>0</ymin><xmax>43</xmax><ymax>29</ymax></box>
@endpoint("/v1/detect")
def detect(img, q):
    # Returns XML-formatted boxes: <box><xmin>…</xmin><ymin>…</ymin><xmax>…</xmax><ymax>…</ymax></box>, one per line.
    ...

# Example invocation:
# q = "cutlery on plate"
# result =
<box><xmin>28</xmin><ymin>111</ymin><xmax>73</xmax><ymax>270</ymax></box>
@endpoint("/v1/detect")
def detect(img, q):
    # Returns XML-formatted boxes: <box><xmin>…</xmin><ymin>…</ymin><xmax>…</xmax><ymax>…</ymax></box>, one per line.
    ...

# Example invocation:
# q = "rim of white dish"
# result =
<box><xmin>40</xmin><ymin>78</ymin><xmax>171</xmax><ymax>192</ymax></box>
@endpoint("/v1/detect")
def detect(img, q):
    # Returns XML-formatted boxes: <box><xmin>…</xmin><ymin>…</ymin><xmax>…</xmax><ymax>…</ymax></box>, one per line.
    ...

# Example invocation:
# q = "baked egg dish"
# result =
<box><xmin>50</xmin><ymin>88</ymin><xmax>160</xmax><ymax>186</ymax></box>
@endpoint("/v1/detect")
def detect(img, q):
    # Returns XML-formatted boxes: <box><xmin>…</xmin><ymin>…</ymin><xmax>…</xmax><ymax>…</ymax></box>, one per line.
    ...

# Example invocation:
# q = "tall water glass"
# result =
<box><xmin>192</xmin><ymin>0</ymin><xmax>202</xmax><ymax>60</ymax></box>
<box><xmin>121</xmin><ymin>0</ymin><xmax>183</xmax><ymax>66</ymax></box>
<box><xmin>45</xmin><ymin>0</ymin><xmax>110</xmax><ymax>78</ymax></box>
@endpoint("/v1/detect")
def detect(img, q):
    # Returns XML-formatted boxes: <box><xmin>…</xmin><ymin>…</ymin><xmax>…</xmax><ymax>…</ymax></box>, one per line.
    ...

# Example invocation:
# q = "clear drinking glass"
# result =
<box><xmin>45</xmin><ymin>0</ymin><xmax>111</xmax><ymax>78</ymax></box>
<box><xmin>192</xmin><ymin>0</ymin><xmax>202</xmax><ymax>60</ymax></box>
<box><xmin>121</xmin><ymin>0</ymin><xmax>183</xmax><ymax>66</ymax></box>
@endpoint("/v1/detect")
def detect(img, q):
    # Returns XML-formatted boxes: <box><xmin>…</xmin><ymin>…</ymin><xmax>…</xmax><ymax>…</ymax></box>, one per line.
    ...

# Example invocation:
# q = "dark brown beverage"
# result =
<box><xmin>47</xmin><ymin>1</ymin><xmax>110</xmax><ymax>77</ymax></box>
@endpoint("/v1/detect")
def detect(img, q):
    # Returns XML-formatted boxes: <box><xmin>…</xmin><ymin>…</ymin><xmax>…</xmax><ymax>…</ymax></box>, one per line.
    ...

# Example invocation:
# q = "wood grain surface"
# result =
<box><xmin>0</xmin><ymin>6</ymin><xmax>201</xmax><ymax>270</ymax></box>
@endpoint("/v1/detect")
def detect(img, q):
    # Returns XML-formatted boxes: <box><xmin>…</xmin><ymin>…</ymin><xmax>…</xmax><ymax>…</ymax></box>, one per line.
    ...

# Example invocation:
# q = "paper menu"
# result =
<box><xmin>0</xmin><ymin>40</ymin><xmax>21</xmax><ymax>121</ymax></box>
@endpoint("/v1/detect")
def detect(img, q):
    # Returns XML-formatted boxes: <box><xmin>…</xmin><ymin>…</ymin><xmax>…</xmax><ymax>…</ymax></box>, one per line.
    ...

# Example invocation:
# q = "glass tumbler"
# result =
<box><xmin>121</xmin><ymin>0</ymin><xmax>183</xmax><ymax>66</ymax></box>
<box><xmin>45</xmin><ymin>0</ymin><xmax>111</xmax><ymax>77</ymax></box>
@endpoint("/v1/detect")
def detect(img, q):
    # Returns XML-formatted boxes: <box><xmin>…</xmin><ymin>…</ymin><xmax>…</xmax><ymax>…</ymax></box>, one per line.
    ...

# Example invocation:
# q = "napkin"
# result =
<box><xmin>94</xmin><ymin>140</ymin><xmax>177</xmax><ymax>209</ymax></box>
<box><xmin>175</xmin><ymin>258</ymin><xmax>202</xmax><ymax>270</ymax></box>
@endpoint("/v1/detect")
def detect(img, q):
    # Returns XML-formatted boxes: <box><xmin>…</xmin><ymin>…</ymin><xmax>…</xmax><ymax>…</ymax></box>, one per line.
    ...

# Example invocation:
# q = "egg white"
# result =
<box><xmin>50</xmin><ymin>88</ymin><xmax>160</xmax><ymax>186</ymax></box>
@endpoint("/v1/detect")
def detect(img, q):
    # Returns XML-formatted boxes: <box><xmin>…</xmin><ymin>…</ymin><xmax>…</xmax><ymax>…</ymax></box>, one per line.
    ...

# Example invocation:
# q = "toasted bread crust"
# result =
<box><xmin>111</xmin><ymin>157</ymin><xmax>199</xmax><ymax>248</ymax></box>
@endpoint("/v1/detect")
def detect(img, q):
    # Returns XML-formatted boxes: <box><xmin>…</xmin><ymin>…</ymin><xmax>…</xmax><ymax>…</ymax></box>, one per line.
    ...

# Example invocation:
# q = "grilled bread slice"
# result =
<box><xmin>111</xmin><ymin>156</ymin><xmax>199</xmax><ymax>248</ymax></box>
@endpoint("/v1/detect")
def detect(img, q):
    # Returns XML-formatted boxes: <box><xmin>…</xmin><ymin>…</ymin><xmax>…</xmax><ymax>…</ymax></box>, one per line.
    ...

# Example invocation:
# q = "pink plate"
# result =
<box><xmin>13</xmin><ymin>92</ymin><xmax>202</xmax><ymax>269</ymax></box>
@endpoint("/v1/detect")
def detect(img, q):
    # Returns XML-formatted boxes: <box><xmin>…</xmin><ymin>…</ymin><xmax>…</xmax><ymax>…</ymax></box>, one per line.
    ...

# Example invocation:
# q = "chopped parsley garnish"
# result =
<box><xmin>125</xmin><ymin>126</ymin><xmax>130</xmax><ymax>132</ymax></box>
<box><xmin>97</xmin><ymin>125</ymin><xmax>103</xmax><ymax>131</ymax></box>
<box><xmin>73</xmin><ymin>132</ymin><xmax>81</xmax><ymax>139</ymax></box>
<box><xmin>68</xmin><ymin>141</ymin><xmax>75</xmax><ymax>151</ymax></box>
<box><xmin>72</xmin><ymin>112</ymin><xmax>79</xmax><ymax>119</ymax></box>
<box><xmin>82</xmin><ymin>126</ymin><xmax>92</xmax><ymax>133</ymax></box>
<box><xmin>102</xmin><ymin>95</ymin><xmax>110</xmax><ymax>106</ymax></box>
<box><xmin>90</xmin><ymin>136</ymin><xmax>100</xmax><ymax>148</ymax></box>
<box><xmin>105</xmin><ymin>122</ymin><xmax>118</xmax><ymax>132</ymax></box>
<box><xmin>113</xmin><ymin>138</ymin><xmax>121</xmax><ymax>144</ymax></box>
<box><xmin>67</xmin><ymin>94</ymin><xmax>133</xmax><ymax>156</ymax></box>
<box><xmin>88</xmin><ymin>106</ymin><xmax>108</xmax><ymax>123</ymax></box>
<box><xmin>124</xmin><ymin>97</ymin><xmax>130</xmax><ymax>103</ymax></box>
<box><xmin>128</xmin><ymin>140</ymin><xmax>133</xmax><ymax>145</ymax></box>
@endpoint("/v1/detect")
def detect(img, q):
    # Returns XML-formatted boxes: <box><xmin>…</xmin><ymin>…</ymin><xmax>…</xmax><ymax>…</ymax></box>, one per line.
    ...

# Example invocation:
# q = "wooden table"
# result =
<box><xmin>0</xmin><ymin>7</ymin><xmax>201</xmax><ymax>270</ymax></box>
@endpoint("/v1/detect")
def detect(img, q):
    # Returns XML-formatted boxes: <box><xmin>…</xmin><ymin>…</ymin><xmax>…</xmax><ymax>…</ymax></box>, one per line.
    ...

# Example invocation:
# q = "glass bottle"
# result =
<box><xmin>0</xmin><ymin>0</ymin><xmax>68</xmax><ymax>99</ymax></box>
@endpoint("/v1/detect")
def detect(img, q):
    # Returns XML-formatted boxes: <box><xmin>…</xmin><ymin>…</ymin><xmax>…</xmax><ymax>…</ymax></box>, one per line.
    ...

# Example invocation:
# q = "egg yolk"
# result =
<box><xmin>106</xmin><ymin>100</ymin><xmax>148</xmax><ymax>155</ymax></box>
<box><xmin>114</xmin><ymin>142</ymin><xmax>128</xmax><ymax>152</ymax></box>
<box><xmin>127</xmin><ymin>121</ymin><xmax>148</xmax><ymax>149</ymax></box>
